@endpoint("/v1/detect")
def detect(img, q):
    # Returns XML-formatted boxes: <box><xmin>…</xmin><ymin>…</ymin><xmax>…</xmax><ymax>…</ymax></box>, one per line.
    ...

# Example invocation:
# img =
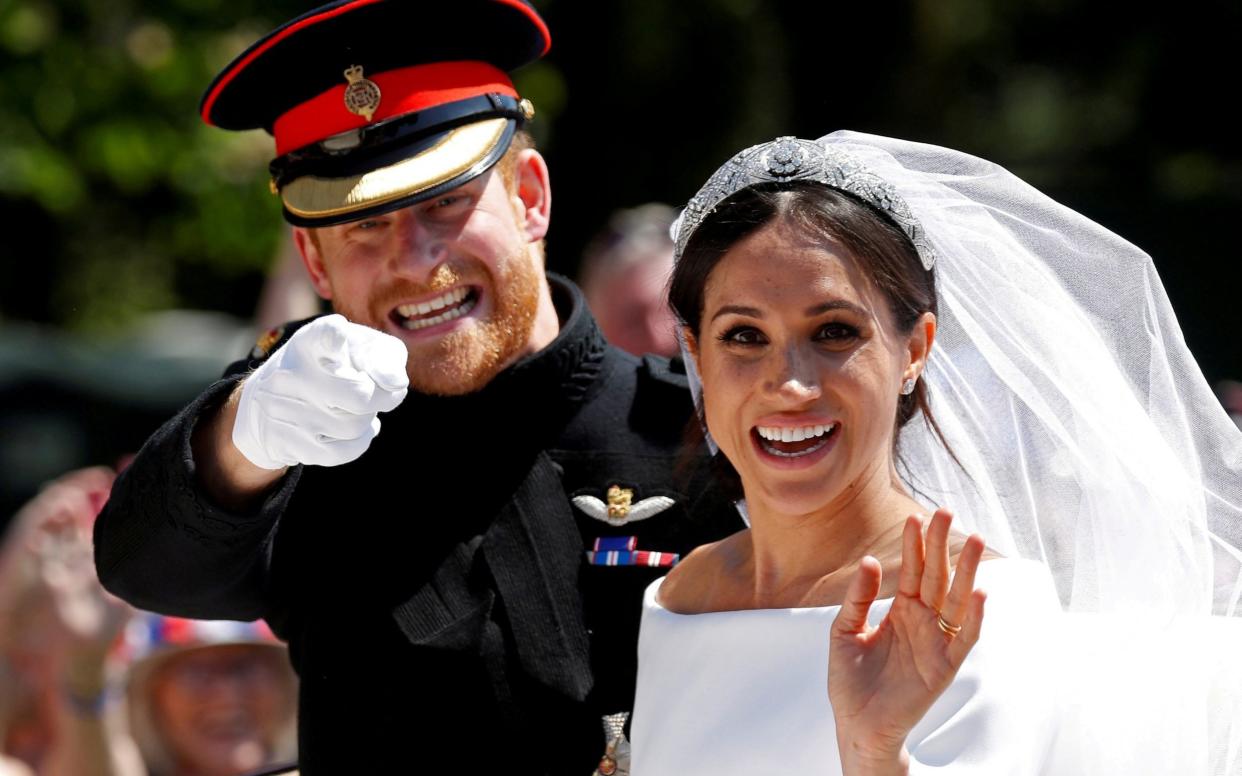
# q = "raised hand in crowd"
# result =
<box><xmin>0</xmin><ymin>466</ymin><xmax>143</xmax><ymax>776</ymax></box>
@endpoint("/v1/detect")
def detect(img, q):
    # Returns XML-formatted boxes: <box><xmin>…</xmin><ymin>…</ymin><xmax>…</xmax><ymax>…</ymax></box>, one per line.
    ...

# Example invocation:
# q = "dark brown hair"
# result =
<box><xmin>670</xmin><ymin>181</ymin><xmax>958</xmax><ymax>496</ymax></box>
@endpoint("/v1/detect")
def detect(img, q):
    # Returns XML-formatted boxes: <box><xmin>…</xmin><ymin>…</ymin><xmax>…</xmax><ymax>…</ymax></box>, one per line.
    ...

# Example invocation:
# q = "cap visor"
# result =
<box><xmin>281</xmin><ymin>117</ymin><xmax>511</xmax><ymax>225</ymax></box>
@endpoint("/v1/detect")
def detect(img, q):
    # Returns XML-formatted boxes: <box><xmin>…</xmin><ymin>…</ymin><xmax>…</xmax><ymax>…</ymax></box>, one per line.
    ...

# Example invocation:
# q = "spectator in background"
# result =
<box><xmin>579</xmin><ymin>204</ymin><xmax>681</xmax><ymax>357</ymax></box>
<box><xmin>252</xmin><ymin>233</ymin><xmax>324</xmax><ymax>336</ymax></box>
<box><xmin>1218</xmin><ymin>380</ymin><xmax>1242</xmax><ymax>430</ymax></box>
<box><xmin>0</xmin><ymin>468</ymin><xmax>298</xmax><ymax>776</ymax></box>
<box><xmin>0</xmin><ymin>467</ymin><xmax>142</xmax><ymax>776</ymax></box>
<box><xmin>121</xmin><ymin>614</ymin><xmax>297</xmax><ymax>776</ymax></box>
<box><xmin>1</xmin><ymin>668</ymin><xmax>34</xmax><ymax>776</ymax></box>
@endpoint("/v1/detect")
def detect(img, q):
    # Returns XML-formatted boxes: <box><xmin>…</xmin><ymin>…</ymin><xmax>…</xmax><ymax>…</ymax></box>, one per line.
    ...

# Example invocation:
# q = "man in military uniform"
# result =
<box><xmin>94</xmin><ymin>0</ymin><xmax>742</xmax><ymax>772</ymax></box>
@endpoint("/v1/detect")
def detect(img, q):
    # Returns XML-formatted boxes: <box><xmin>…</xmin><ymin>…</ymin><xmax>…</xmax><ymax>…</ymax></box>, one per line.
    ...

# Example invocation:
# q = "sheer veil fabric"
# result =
<box><xmin>672</xmin><ymin>130</ymin><xmax>1242</xmax><ymax>774</ymax></box>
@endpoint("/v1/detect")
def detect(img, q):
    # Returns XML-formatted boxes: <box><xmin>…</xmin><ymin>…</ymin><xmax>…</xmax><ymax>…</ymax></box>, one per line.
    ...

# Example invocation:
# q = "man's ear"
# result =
<box><xmin>512</xmin><ymin>148</ymin><xmax>551</xmax><ymax>243</ymax></box>
<box><xmin>292</xmin><ymin>227</ymin><xmax>334</xmax><ymax>300</ymax></box>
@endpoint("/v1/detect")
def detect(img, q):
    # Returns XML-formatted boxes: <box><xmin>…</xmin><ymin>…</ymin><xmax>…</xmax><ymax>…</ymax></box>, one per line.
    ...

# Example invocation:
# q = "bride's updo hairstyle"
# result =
<box><xmin>670</xmin><ymin>181</ymin><xmax>955</xmax><ymax>484</ymax></box>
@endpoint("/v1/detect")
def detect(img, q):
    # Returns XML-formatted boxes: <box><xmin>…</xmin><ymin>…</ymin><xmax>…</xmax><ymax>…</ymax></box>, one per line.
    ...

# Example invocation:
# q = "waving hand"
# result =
<box><xmin>828</xmin><ymin>509</ymin><xmax>987</xmax><ymax>776</ymax></box>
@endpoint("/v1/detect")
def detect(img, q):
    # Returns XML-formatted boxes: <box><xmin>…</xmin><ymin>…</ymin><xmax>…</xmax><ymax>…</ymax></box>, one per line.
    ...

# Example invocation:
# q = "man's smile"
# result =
<box><xmin>390</xmin><ymin>285</ymin><xmax>480</xmax><ymax>332</ymax></box>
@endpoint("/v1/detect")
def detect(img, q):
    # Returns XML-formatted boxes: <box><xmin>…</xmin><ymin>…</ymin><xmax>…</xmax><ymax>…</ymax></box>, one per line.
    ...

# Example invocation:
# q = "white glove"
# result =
<box><xmin>232</xmin><ymin>314</ymin><xmax>409</xmax><ymax>469</ymax></box>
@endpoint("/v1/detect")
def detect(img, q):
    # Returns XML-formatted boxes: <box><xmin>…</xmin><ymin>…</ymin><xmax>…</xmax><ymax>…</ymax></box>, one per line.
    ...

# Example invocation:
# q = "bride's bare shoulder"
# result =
<box><xmin>656</xmin><ymin>529</ymin><xmax>749</xmax><ymax>614</ymax></box>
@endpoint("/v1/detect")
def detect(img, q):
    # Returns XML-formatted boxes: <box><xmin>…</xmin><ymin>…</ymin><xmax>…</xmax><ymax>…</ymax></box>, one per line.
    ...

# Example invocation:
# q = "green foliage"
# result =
<box><xmin>0</xmin><ymin>0</ymin><xmax>1237</xmax><ymax>379</ymax></box>
<box><xmin>0</xmin><ymin>0</ymin><xmax>305</xmax><ymax>331</ymax></box>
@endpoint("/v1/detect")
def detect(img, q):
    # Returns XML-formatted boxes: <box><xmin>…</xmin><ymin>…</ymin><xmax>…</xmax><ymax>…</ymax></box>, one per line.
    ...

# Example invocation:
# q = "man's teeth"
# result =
<box><xmin>756</xmin><ymin>423</ymin><xmax>836</xmax><ymax>443</ymax></box>
<box><xmin>396</xmin><ymin>287</ymin><xmax>469</xmax><ymax>318</ymax></box>
<box><xmin>398</xmin><ymin>289</ymin><xmax>476</xmax><ymax>331</ymax></box>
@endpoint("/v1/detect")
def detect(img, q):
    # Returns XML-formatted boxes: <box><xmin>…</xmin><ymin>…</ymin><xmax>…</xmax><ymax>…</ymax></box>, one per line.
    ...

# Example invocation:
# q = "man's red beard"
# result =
<box><xmin>334</xmin><ymin>250</ymin><xmax>543</xmax><ymax>396</ymax></box>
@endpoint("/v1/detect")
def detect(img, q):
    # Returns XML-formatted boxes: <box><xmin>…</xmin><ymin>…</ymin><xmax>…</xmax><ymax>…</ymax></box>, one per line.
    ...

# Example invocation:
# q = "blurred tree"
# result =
<box><xmin>0</xmin><ymin>0</ymin><xmax>308</xmax><ymax>333</ymax></box>
<box><xmin>0</xmin><ymin>0</ymin><xmax>1237</xmax><ymax>381</ymax></box>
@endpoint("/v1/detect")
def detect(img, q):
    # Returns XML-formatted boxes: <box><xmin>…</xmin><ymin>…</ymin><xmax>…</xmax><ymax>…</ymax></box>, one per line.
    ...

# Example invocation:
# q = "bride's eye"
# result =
<box><xmin>815</xmin><ymin>322</ymin><xmax>860</xmax><ymax>343</ymax></box>
<box><xmin>719</xmin><ymin>325</ymin><xmax>767</xmax><ymax>346</ymax></box>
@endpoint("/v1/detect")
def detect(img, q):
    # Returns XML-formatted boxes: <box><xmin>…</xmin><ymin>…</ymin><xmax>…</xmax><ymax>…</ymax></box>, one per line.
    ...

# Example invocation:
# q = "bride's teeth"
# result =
<box><xmin>754</xmin><ymin>422</ymin><xmax>839</xmax><ymax>458</ymax></box>
<box><xmin>756</xmin><ymin>423</ymin><xmax>836</xmax><ymax>443</ymax></box>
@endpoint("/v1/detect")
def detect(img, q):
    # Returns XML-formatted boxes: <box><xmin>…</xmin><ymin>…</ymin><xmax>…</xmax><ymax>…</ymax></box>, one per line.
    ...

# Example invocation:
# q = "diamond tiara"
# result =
<box><xmin>673</xmin><ymin>136</ymin><xmax>936</xmax><ymax>271</ymax></box>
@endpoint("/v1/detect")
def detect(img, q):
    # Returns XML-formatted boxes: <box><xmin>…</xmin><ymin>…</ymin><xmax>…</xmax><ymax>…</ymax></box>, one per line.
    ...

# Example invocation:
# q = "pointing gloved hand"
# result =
<box><xmin>232</xmin><ymin>314</ymin><xmax>409</xmax><ymax>469</ymax></box>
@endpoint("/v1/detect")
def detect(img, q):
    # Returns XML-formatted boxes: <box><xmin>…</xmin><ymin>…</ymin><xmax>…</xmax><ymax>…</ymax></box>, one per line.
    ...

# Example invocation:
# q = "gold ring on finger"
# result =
<box><xmin>936</xmin><ymin>612</ymin><xmax>963</xmax><ymax>636</ymax></box>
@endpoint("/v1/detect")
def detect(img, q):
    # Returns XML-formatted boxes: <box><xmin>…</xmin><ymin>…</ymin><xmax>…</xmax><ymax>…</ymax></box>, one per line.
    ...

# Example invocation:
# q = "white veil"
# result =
<box><xmin>822</xmin><ymin>131</ymin><xmax>1242</xmax><ymax>619</ymax></box>
<box><xmin>673</xmin><ymin>130</ymin><xmax>1242</xmax><ymax>774</ymax></box>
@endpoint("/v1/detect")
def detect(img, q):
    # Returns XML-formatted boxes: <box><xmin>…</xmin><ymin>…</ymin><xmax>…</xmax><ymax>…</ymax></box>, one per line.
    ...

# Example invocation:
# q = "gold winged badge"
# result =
<box><xmin>572</xmin><ymin>485</ymin><xmax>675</xmax><ymax>527</ymax></box>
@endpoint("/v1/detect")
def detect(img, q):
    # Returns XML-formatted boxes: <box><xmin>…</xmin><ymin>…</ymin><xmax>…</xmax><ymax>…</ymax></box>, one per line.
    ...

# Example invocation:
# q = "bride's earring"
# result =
<box><xmin>900</xmin><ymin>377</ymin><xmax>917</xmax><ymax>396</ymax></box>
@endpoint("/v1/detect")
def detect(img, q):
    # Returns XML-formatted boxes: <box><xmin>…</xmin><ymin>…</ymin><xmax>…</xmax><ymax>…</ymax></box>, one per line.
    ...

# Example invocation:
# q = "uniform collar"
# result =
<box><xmin>483</xmin><ymin>273</ymin><xmax>606</xmax><ymax>407</ymax></box>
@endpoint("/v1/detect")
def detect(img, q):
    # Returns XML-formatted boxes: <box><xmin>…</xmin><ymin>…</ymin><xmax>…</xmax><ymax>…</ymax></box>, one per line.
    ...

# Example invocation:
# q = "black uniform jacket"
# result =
<box><xmin>95</xmin><ymin>276</ymin><xmax>743</xmax><ymax>773</ymax></box>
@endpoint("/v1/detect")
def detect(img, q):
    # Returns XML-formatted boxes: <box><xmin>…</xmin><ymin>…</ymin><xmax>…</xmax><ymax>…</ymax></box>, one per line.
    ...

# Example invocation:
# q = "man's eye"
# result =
<box><xmin>353</xmin><ymin>219</ymin><xmax>383</xmax><ymax>231</ymax></box>
<box><xmin>719</xmin><ymin>326</ymin><xmax>767</xmax><ymax>346</ymax></box>
<box><xmin>429</xmin><ymin>195</ymin><xmax>466</xmax><ymax>211</ymax></box>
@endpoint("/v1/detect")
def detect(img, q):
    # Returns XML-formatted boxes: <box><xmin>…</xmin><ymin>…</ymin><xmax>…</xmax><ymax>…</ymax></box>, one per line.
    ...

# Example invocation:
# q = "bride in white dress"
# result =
<box><xmin>630</xmin><ymin>133</ymin><xmax>1242</xmax><ymax>775</ymax></box>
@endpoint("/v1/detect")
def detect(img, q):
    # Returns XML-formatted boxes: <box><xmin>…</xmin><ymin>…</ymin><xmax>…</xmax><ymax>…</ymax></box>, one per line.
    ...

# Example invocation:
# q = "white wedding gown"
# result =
<box><xmin>631</xmin><ymin>558</ymin><xmax>1064</xmax><ymax>775</ymax></box>
<box><xmin>632</xmin><ymin>556</ymin><xmax>1242</xmax><ymax>775</ymax></box>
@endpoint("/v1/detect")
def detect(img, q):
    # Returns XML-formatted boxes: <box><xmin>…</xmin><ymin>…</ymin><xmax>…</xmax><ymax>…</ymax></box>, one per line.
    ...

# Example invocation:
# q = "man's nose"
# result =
<box><xmin>388</xmin><ymin>210</ymin><xmax>449</xmax><ymax>277</ymax></box>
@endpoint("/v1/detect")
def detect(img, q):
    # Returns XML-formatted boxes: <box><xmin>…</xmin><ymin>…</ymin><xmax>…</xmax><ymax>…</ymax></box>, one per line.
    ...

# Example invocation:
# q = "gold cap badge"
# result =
<box><xmin>342</xmin><ymin>65</ymin><xmax>382</xmax><ymax>122</ymax></box>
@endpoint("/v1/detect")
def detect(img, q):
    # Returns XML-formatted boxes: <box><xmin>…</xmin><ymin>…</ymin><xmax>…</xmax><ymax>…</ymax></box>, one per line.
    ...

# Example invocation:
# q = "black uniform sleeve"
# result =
<box><xmin>94</xmin><ymin>375</ymin><xmax>302</xmax><ymax>621</ymax></box>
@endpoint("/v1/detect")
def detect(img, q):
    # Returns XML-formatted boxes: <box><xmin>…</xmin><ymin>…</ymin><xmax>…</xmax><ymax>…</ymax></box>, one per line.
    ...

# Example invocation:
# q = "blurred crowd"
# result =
<box><xmin>0</xmin><ymin>464</ymin><xmax>297</xmax><ymax>776</ymax></box>
<box><xmin>1218</xmin><ymin>380</ymin><xmax>1242</xmax><ymax>431</ymax></box>
<box><xmin>579</xmin><ymin>204</ymin><xmax>680</xmax><ymax>359</ymax></box>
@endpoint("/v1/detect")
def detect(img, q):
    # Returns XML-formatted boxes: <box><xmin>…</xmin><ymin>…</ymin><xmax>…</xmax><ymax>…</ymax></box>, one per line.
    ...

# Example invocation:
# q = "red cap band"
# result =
<box><xmin>273</xmin><ymin>60</ymin><xmax>518</xmax><ymax>155</ymax></box>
